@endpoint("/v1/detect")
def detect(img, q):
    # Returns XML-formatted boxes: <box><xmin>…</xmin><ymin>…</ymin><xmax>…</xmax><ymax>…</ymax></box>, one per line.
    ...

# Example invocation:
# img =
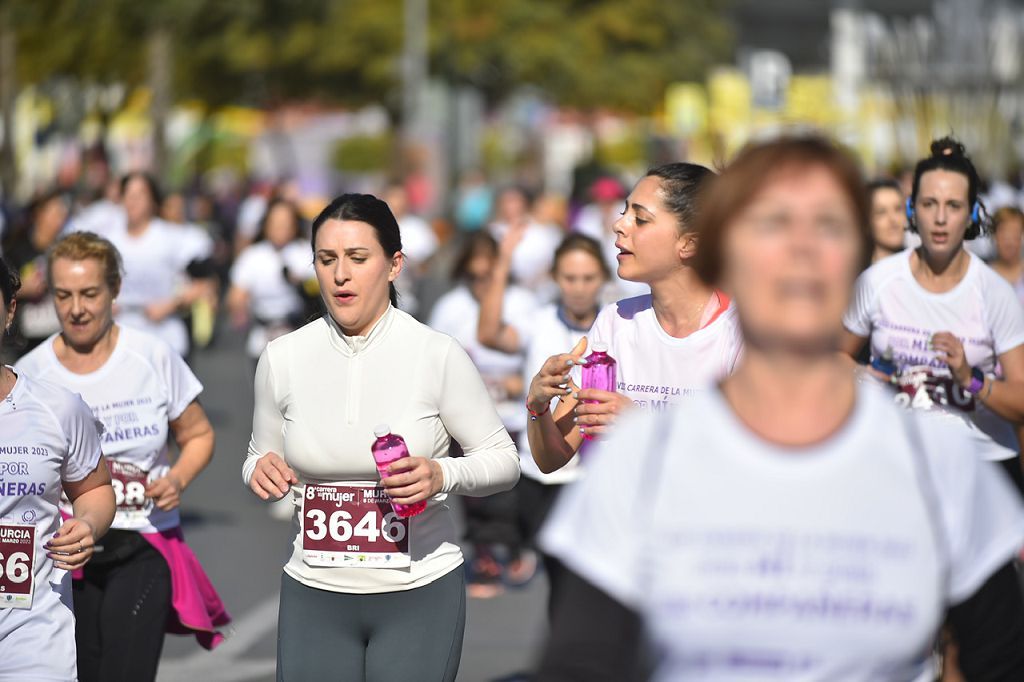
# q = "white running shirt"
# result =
<box><xmin>543</xmin><ymin>382</ymin><xmax>1024</xmax><ymax>682</ymax></box>
<box><xmin>82</xmin><ymin>216</ymin><xmax>205</xmax><ymax>356</ymax></box>
<box><xmin>16</xmin><ymin>327</ymin><xmax>202</xmax><ymax>533</ymax></box>
<box><xmin>429</xmin><ymin>284</ymin><xmax>537</xmax><ymax>434</ymax></box>
<box><xmin>245</xmin><ymin>306</ymin><xmax>520</xmax><ymax>594</ymax></box>
<box><xmin>844</xmin><ymin>250</ymin><xmax>1024</xmax><ymax>452</ymax></box>
<box><xmin>230</xmin><ymin>240</ymin><xmax>314</xmax><ymax>358</ymax></box>
<box><xmin>578</xmin><ymin>294</ymin><xmax>744</xmax><ymax>411</ymax></box>
<box><xmin>0</xmin><ymin>371</ymin><xmax>102</xmax><ymax>682</ymax></box>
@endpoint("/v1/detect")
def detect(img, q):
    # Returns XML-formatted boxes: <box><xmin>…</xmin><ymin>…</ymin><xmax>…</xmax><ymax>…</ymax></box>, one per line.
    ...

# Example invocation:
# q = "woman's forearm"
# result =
<box><xmin>477</xmin><ymin>258</ymin><xmax>515</xmax><ymax>350</ymax></box>
<box><xmin>528</xmin><ymin>408</ymin><xmax>580</xmax><ymax>474</ymax></box>
<box><xmin>171</xmin><ymin>430</ymin><xmax>215</xmax><ymax>490</ymax></box>
<box><xmin>71</xmin><ymin>486</ymin><xmax>115</xmax><ymax>541</ymax></box>
<box><xmin>980</xmin><ymin>378</ymin><xmax>1024</xmax><ymax>424</ymax></box>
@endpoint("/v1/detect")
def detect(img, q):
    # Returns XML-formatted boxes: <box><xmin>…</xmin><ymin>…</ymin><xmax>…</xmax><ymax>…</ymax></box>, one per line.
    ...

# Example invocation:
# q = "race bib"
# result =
<box><xmin>0</xmin><ymin>524</ymin><xmax>35</xmax><ymax>609</ymax></box>
<box><xmin>108</xmin><ymin>461</ymin><xmax>154</xmax><ymax>529</ymax></box>
<box><xmin>894</xmin><ymin>367</ymin><xmax>975</xmax><ymax>413</ymax></box>
<box><xmin>301</xmin><ymin>483</ymin><xmax>411</xmax><ymax>569</ymax></box>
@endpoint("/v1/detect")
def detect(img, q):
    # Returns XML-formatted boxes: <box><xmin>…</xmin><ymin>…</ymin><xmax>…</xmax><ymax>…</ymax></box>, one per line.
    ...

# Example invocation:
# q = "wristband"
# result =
<box><xmin>967</xmin><ymin>367</ymin><xmax>985</xmax><ymax>395</ymax></box>
<box><xmin>527</xmin><ymin>400</ymin><xmax>550</xmax><ymax>421</ymax></box>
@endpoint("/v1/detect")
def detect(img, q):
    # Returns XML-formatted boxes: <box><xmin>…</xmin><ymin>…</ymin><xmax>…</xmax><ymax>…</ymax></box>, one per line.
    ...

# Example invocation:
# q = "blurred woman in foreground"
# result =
<box><xmin>537</xmin><ymin>137</ymin><xmax>1024</xmax><ymax>681</ymax></box>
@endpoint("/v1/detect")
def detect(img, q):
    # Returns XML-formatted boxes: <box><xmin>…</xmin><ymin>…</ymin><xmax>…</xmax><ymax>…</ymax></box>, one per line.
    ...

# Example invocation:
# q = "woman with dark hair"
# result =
<box><xmin>475</xmin><ymin>230</ymin><xmax>610</xmax><ymax>604</ymax></box>
<box><xmin>843</xmin><ymin>138</ymin><xmax>1024</xmax><ymax>477</ymax></box>
<box><xmin>867</xmin><ymin>178</ymin><xmax>907</xmax><ymax>263</ymax></box>
<box><xmin>227</xmin><ymin>198</ymin><xmax>314</xmax><ymax>364</ymax></box>
<box><xmin>990</xmin><ymin>206</ymin><xmax>1024</xmax><ymax>306</ymax></box>
<box><xmin>243</xmin><ymin>194</ymin><xmax>519</xmax><ymax>680</ymax></box>
<box><xmin>488</xmin><ymin>185</ymin><xmax>563</xmax><ymax>297</ymax></box>
<box><xmin>429</xmin><ymin>231</ymin><xmax>538</xmax><ymax>596</ymax></box>
<box><xmin>72</xmin><ymin>172</ymin><xmax>212</xmax><ymax>356</ymax></box>
<box><xmin>527</xmin><ymin>163</ymin><xmax>743</xmax><ymax>474</ymax></box>
<box><xmin>0</xmin><ymin>255</ymin><xmax>116</xmax><ymax>681</ymax></box>
<box><xmin>1</xmin><ymin>189</ymin><xmax>69</xmax><ymax>353</ymax></box>
<box><xmin>537</xmin><ymin>136</ymin><xmax>1024</xmax><ymax>682</ymax></box>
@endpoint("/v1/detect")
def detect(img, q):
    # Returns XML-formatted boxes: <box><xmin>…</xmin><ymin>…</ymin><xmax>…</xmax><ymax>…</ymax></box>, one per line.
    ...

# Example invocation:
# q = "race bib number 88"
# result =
<box><xmin>108</xmin><ymin>461</ymin><xmax>154</xmax><ymax>529</ymax></box>
<box><xmin>0</xmin><ymin>524</ymin><xmax>34</xmax><ymax>609</ymax></box>
<box><xmin>301</xmin><ymin>483</ymin><xmax>411</xmax><ymax>569</ymax></box>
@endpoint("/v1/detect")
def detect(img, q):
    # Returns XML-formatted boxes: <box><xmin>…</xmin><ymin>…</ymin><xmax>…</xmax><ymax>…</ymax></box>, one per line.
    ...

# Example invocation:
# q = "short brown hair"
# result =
<box><xmin>992</xmin><ymin>206</ymin><xmax>1024</xmax><ymax>234</ymax></box>
<box><xmin>552</xmin><ymin>233</ymin><xmax>611</xmax><ymax>280</ymax></box>
<box><xmin>47</xmin><ymin>231</ymin><xmax>123</xmax><ymax>294</ymax></box>
<box><xmin>693</xmin><ymin>136</ymin><xmax>872</xmax><ymax>285</ymax></box>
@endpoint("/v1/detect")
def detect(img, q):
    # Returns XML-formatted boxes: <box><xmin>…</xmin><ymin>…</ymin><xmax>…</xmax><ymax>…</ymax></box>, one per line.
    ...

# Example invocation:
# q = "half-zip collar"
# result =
<box><xmin>325</xmin><ymin>304</ymin><xmax>395</xmax><ymax>357</ymax></box>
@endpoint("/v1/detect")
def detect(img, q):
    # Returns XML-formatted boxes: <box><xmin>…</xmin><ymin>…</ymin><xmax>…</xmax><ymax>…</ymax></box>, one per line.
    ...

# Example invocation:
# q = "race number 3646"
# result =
<box><xmin>301</xmin><ymin>484</ymin><xmax>410</xmax><ymax>568</ymax></box>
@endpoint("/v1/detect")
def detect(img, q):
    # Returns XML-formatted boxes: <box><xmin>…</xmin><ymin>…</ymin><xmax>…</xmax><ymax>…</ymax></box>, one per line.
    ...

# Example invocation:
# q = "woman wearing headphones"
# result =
<box><xmin>843</xmin><ymin>137</ymin><xmax>1024</xmax><ymax>483</ymax></box>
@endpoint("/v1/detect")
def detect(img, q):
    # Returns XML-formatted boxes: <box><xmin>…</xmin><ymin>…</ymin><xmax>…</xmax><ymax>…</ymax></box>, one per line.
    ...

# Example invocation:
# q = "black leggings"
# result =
<box><xmin>277</xmin><ymin>568</ymin><xmax>466</xmax><ymax>682</ymax></box>
<box><xmin>73</xmin><ymin>529</ymin><xmax>172</xmax><ymax>682</ymax></box>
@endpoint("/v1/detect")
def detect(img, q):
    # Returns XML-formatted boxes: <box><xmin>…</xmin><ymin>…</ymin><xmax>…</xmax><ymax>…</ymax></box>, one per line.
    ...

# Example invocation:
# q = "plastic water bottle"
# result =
<box><xmin>371</xmin><ymin>425</ymin><xmax>426</xmax><ymax>518</ymax></box>
<box><xmin>580</xmin><ymin>343</ymin><xmax>617</xmax><ymax>441</ymax></box>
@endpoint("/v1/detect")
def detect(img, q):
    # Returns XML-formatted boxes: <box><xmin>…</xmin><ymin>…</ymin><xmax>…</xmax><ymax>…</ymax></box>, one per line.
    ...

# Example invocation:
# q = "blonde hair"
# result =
<box><xmin>47</xmin><ymin>231</ymin><xmax>123</xmax><ymax>294</ymax></box>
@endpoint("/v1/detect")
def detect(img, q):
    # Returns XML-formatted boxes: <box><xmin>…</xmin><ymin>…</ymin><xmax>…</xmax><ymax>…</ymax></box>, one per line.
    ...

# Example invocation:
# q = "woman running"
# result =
<box><xmin>75</xmin><ymin>172</ymin><xmax>211</xmax><ymax>356</ymax></box>
<box><xmin>990</xmin><ymin>206</ymin><xmax>1024</xmax><ymax>306</ymax></box>
<box><xmin>477</xmin><ymin>230</ymin><xmax>610</xmax><ymax>600</ymax></box>
<box><xmin>527</xmin><ymin>163</ymin><xmax>743</xmax><ymax>474</ymax></box>
<box><xmin>429</xmin><ymin>231</ymin><xmax>537</xmax><ymax>596</ymax></box>
<box><xmin>867</xmin><ymin>178</ymin><xmax>907</xmax><ymax>264</ymax></box>
<box><xmin>1</xmin><ymin>189</ymin><xmax>68</xmax><ymax>352</ymax></box>
<box><xmin>16</xmin><ymin>232</ymin><xmax>230</xmax><ymax>682</ymax></box>
<box><xmin>0</xmin><ymin>255</ymin><xmax>115</xmax><ymax>681</ymax></box>
<box><xmin>537</xmin><ymin>135</ymin><xmax>1024</xmax><ymax>682</ymax></box>
<box><xmin>843</xmin><ymin>138</ymin><xmax>1024</xmax><ymax>479</ymax></box>
<box><xmin>227</xmin><ymin>197</ymin><xmax>315</xmax><ymax>364</ymax></box>
<box><xmin>244</xmin><ymin>194</ymin><xmax>519</xmax><ymax>681</ymax></box>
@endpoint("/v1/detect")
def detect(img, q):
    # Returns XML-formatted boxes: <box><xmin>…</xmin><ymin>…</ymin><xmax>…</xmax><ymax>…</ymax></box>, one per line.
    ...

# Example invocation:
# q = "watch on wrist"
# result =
<box><xmin>967</xmin><ymin>367</ymin><xmax>985</xmax><ymax>395</ymax></box>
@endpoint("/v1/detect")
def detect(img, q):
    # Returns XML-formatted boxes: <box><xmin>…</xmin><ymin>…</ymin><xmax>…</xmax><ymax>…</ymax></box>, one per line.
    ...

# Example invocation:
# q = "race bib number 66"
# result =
<box><xmin>301</xmin><ymin>483</ymin><xmax>411</xmax><ymax>569</ymax></box>
<box><xmin>0</xmin><ymin>524</ymin><xmax>34</xmax><ymax>609</ymax></box>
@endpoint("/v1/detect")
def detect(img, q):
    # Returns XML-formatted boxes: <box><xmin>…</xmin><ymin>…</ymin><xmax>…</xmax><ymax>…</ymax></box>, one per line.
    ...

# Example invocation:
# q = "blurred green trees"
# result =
<box><xmin>8</xmin><ymin>0</ymin><xmax>732</xmax><ymax>112</ymax></box>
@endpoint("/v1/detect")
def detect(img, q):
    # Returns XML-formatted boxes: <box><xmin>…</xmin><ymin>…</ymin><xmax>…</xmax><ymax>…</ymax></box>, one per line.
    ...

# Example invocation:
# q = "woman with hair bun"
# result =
<box><xmin>537</xmin><ymin>136</ymin><xmax>1024</xmax><ymax>682</ymax></box>
<box><xmin>843</xmin><ymin>137</ymin><xmax>1024</xmax><ymax>482</ymax></box>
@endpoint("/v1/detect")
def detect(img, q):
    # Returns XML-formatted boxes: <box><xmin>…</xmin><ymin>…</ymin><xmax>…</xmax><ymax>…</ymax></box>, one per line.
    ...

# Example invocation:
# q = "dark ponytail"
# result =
<box><xmin>311</xmin><ymin>194</ymin><xmax>403</xmax><ymax>307</ymax></box>
<box><xmin>910</xmin><ymin>136</ymin><xmax>986</xmax><ymax>239</ymax></box>
<box><xmin>1</xmin><ymin>256</ymin><xmax>20</xmax><ymax>307</ymax></box>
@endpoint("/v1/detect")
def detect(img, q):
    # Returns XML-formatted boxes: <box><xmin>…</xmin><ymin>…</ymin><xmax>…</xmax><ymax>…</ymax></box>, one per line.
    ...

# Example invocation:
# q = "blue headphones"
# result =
<box><xmin>905</xmin><ymin>197</ymin><xmax>980</xmax><ymax>226</ymax></box>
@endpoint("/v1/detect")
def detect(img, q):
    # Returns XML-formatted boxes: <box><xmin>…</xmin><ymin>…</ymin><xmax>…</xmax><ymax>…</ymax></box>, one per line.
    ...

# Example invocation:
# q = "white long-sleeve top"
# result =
<box><xmin>243</xmin><ymin>305</ymin><xmax>520</xmax><ymax>594</ymax></box>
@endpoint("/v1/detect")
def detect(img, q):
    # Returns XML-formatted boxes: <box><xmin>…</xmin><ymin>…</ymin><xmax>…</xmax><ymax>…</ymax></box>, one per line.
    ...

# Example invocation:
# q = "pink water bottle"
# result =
<box><xmin>371</xmin><ymin>425</ymin><xmax>426</xmax><ymax>518</ymax></box>
<box><xmin>580</xmin><ymin>343</ymin><xmax>617</xmax><ymax>441</ymax></box>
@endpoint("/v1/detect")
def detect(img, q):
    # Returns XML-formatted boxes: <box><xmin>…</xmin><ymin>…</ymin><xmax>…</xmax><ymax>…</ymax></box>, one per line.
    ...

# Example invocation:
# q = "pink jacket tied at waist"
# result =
<box><xmin>69</xmin><ymin>523</ymin><xmax>232</xmax><ymax>650</ymax></box>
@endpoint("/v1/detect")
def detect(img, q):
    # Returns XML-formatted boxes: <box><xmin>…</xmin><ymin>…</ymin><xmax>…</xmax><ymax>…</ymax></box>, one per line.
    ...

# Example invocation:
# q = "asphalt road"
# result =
<box><xmin>155</xmin><ymin>326</ymin><xmax>549</xmax><ymax>682</ymax></box>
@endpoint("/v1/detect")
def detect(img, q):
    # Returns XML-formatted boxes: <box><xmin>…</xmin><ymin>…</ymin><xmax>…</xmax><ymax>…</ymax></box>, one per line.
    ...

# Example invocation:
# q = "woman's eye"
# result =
<box><xmin>351</xmin><ymin>257</ymin><xmax>367</xmax><ymax>264</ymax></box>
<box><xmin>635</xmin><ymin>217</ymin><xmax>649</xmax><ymax>226</ymax></box>
<box><xmin>817</xmin><ymin>218</ymin><xmax>848</xmax><ymax>237</ymax></box>
<box><xmin>318</xmin><ymin>258</ymin><xmax>335</xmax><ymax>266</ymax></box>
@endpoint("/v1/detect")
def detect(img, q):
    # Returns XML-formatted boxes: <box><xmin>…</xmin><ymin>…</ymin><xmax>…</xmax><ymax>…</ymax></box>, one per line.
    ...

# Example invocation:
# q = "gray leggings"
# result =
<box><xmin>277</xmin><ymin>568</ymin><xmax>466</xmax><ymax>682</ymax></box>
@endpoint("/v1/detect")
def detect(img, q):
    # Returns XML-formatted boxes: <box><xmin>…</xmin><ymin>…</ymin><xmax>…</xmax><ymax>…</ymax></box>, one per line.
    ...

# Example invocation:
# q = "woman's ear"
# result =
<box><xmin>388</xmin><ymin>251</ymin><xmax>405</xmax><ymax>283</ymax></box>
<box><xmin>677</xmin><ymin>232</ymin><xmax>700</xmax><ymax>261</ymax></box>
<box><xmin>3</xmin><ymin>299</ymin><xmax>16</xmax><ymax>332</ymax></box>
